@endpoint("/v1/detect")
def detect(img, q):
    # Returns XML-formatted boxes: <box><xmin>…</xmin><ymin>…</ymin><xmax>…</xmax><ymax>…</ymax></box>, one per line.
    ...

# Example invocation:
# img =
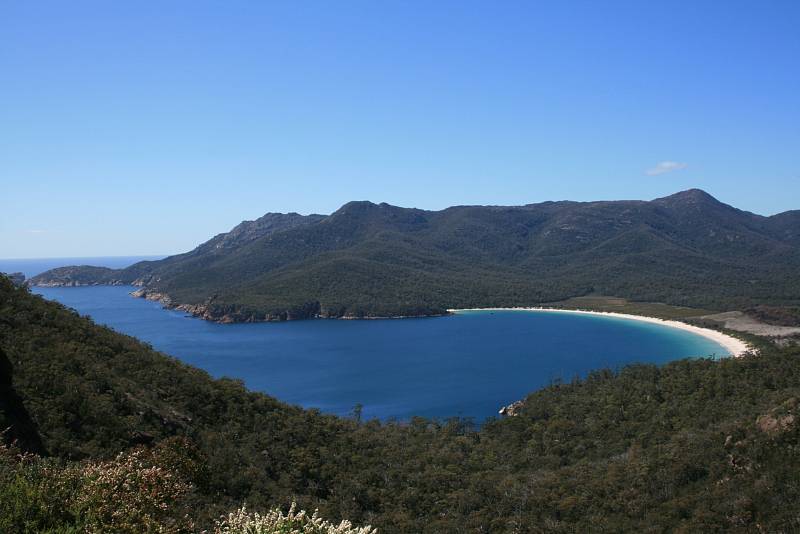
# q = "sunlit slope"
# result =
<box><xmin>30</xmin><ymin>189</ymin><xmax>800</xmax><ymax>320</ymax></box>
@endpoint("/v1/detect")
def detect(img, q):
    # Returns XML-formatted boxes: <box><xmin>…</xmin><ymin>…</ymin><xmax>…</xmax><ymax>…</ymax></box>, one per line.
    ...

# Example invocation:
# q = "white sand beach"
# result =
<box><xmin>448</xmin><ymin>307</ymin><xmax>753</xmax><ymax>358</ymax></box>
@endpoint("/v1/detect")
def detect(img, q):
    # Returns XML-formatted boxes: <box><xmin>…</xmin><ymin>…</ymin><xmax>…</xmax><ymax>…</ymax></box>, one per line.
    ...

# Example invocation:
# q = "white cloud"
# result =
<box><xmin>646</xmin><ymin>161</ymin><xmax>688</xmax><ymax>176</ymax></box>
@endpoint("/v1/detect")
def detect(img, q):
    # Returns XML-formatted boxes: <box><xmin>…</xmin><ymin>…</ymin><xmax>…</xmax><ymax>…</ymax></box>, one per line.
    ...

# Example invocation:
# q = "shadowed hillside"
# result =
<box><xmin>3</xmin><ymin>276</ymin><xmax>800</xmax><ymax>531</ymax></box>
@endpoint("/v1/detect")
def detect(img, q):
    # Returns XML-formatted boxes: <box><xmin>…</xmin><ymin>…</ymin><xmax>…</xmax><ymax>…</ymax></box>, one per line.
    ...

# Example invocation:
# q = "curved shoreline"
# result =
<box><xmin>448</xmin><ymin>307</ymin><xmax>753</xmax><ymax>358</ymax></box>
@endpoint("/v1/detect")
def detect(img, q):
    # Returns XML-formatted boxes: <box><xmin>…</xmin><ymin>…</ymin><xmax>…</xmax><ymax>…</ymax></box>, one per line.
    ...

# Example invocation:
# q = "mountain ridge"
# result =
<box><xmin>29</xmin><ymin>189</ymin><xmax>800</xmax><ymax>321</ymax></box>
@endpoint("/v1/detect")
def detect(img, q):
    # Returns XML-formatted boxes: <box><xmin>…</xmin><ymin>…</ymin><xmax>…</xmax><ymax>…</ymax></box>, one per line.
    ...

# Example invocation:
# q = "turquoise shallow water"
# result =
<box><xmin>29</xmin><ymin>284</ymin><xmax>728</xmax><ymax>422</ymax></box>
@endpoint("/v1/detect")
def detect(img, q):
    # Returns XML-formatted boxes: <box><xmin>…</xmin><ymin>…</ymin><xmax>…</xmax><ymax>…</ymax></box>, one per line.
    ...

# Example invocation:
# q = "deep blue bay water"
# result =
<box><xmin>28</xmin><ymin>287</ymin><xmax>727</xmax><ymax>422</ymax></box>
<box><xmin>2</xmin><ymin>257</ymin><xmax>729</xmax><ymax>421</ymax></box>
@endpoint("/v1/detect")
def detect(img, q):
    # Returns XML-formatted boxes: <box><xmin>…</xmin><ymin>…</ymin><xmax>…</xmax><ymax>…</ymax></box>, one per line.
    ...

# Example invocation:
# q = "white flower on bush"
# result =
<box><xmin>215</xmin><ymin>503</ymin><xmax>376</xmax><ymax>534</ymax></box>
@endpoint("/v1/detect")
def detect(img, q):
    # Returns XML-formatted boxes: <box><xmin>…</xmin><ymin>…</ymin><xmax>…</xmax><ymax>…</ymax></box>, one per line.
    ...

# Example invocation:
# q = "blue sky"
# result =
<box><xmin>1</xmin><ymin>1</ymin><xmax>798</xmax><ymax>258</ymax></box>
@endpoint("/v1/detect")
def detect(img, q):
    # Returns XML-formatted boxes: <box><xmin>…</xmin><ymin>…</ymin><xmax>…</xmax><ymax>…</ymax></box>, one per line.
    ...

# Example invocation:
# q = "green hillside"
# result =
<box><xmin>3</xmin><ymin>276</ymin><xmax>800</xmax><ymax>531</ymax></box>
<box><xmin>29</xmin><ymin>190</ymin><xmax>800</xmax><ymax>322</ymax></box>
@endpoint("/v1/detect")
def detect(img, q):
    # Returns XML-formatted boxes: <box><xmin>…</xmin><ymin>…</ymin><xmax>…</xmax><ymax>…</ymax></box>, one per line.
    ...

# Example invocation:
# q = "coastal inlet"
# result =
<box><xmin>34</xmin><ymin>286</ymin><xmax>734</xmax><ymax>422</ymax></box>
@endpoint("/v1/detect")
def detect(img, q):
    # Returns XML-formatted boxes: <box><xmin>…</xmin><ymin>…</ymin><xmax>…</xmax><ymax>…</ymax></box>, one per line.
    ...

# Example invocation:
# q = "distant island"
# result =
<box><xmin>29</xmin><ymin>189</ymin><xmax>800</xmax><ymax>323</ymax></box>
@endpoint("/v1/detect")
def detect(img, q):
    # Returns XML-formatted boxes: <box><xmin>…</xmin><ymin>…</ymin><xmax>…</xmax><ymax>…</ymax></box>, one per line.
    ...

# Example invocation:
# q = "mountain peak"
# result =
<box><xmin>654</xmin><ymin>189</ymin><xmax>720</xmax><ymax>206</ymax></box>
<box><xmin>337</xmin><ymin>200</ymin><xmax>379</xmax><ymax>212</ymax></box>
<box><xmin>331</xmin><ymin>200</ymin><xmax>415</xmax><ymax>218</ymax></box>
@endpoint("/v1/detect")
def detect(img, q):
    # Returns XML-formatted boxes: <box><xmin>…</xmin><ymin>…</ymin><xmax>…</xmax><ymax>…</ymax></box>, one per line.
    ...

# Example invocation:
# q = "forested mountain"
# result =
<box><xmin>29</xmin><ymin>189</ymin><xmax>800</xmax><ymax>322</ymax></box>
<box><xmin>3</xmin><ymin>276</ymin><xmax>800</xmax><ymax>532</ymax></box>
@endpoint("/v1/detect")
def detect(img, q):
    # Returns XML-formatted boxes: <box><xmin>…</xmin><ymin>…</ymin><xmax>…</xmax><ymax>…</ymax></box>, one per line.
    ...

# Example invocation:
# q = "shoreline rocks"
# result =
<box><xmin>499</xmin><ymin>400</ymin><xmax>524</xmax><ymax>417</ymax></box>
<box><xmin>128</xmin><ymin>287</ymin><xmax>447</xmax><ymax>324</ymax></box>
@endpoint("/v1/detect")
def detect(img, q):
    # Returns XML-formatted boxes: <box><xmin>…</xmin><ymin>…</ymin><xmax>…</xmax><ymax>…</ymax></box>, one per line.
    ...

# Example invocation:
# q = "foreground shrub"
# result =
<box><xmin>215</xmin><ymin>503</ymin><xmax>376</xmax><ymax>534</ymax></box>
<box><xmin>0</xmin><ymin>441</ymin><xmax>194</xmax><ymax>533</ymax></box>
<box><xmin>74</xmin><ymin>448</ymin><xmax>192</xmax><ymax>533</ymax></box>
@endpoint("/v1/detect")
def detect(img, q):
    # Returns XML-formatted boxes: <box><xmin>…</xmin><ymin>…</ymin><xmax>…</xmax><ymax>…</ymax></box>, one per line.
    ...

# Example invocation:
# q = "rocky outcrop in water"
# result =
<box><xmin>499</xmin><ymin>400</ymin><xmax>525</xmax><ymax>417</ymax></box>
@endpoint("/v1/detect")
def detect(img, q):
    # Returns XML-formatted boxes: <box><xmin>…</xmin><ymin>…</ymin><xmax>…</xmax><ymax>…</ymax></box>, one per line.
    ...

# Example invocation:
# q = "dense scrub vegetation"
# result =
<box><xmin>30</xmin><ymin>189</ymin><xmax>800</xmax><ymax>321</ymax></box>
<box><xmin>541</xmin><ymin>295</ymin><xmax>717</xmax><ymax>319</ymax></box>
<box><xmin>745</xmin><ymin>305</ymin><xmax>800</xmax><ymax>326</ymax></box>
<box><xmin>2</xmin><ymin>277</ymin><xmax>800</xmax><ymax>531</ymax></box>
